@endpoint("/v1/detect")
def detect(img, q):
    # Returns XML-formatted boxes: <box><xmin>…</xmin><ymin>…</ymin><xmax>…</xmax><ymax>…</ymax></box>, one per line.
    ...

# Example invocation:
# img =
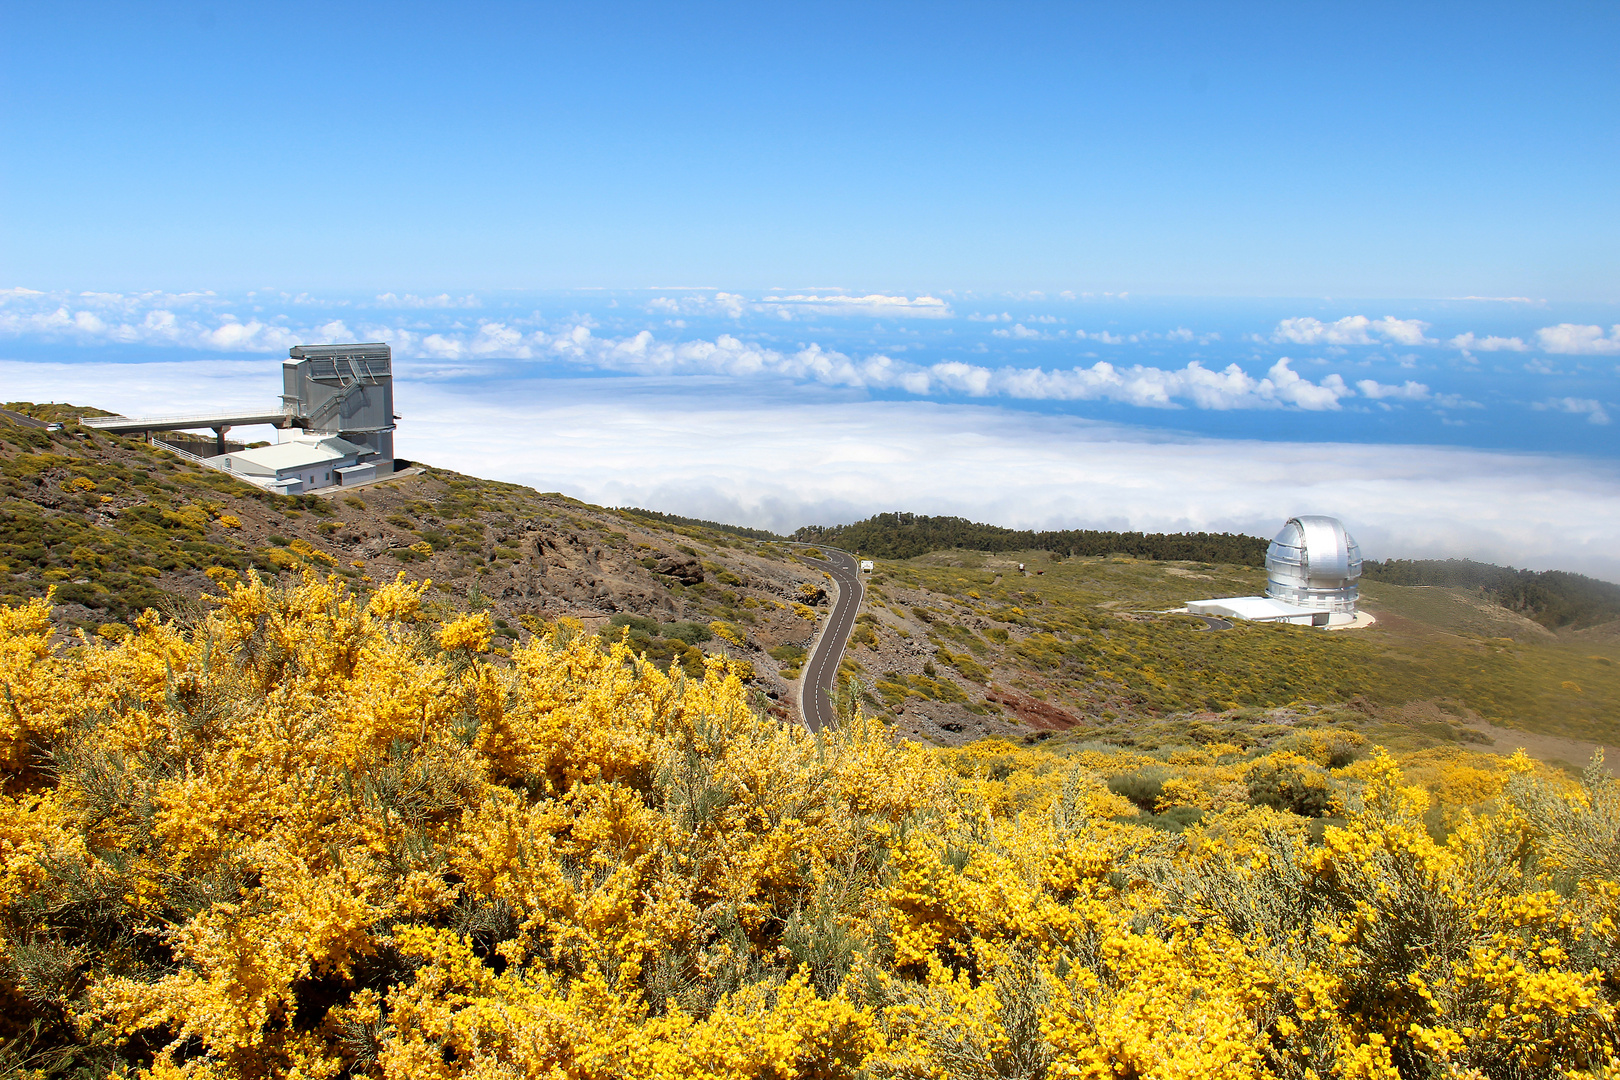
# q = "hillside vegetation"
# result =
<box><xmin>3</xmin><ymin>574</ymin><xmax>1619</xmax><ymax>1079</ymax></box>
<box><xmin>4</xmin><ymin>404</ymin><xmax>1617</xmax><ymax>757</ymax></box>
<box><xmin>793</xmin><ymin>511</ymin><xmax>1269</xmax><ymax>565</ymax></box>
<box><xmin>1364</xmin><ymin>557</ymin><xmax>1620</xmax><ymax>630</ymax></box>
<box><xmin>838</xmin><ymin>550</ymin><xmax>1620</xmax><ymax>750</ymax></box>
<box><xmin>6</xmin><ymin>403</ymin><xmax>1620</xmax><ymax>1077</ymax></box>
<box><xmin>801</xmin><ymin>513</ymin><xmax>1620</xmax><ymax>635</ymax></box>
<box><xmin>0</xmin><ymin>404</ymin><xmax>841</xmax><ymax>722</ymax></box>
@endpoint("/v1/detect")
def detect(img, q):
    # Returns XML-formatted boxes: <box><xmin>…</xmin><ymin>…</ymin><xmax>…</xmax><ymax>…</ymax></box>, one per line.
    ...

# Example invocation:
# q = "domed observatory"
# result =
<box><xmin>1264</xmin><ymin>516</ymin><xmax>1361</xmax><ymax>615</ymax></box>
<box><xmin>1185</xmin><ymin>514</ymin><xmax>1368</xmax><ymax>628</ymax></box>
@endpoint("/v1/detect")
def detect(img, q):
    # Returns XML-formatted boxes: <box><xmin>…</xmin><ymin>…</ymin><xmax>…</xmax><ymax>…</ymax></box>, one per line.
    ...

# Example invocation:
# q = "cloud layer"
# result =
<box><xmin>3</xmin><ymin>357</ymin><xmax>1615</xmax><ymax>582</ymax></box>
<box><xmin>1272</xmin><ymin>315</ymin><xmax>1436</xmax><ymax>347</ymax></box>
<box><xmin>647</xmin><ymin>292</ymin><xmax>950</xmax><ymax>320</ymax></box>
<box><xmin>0</xmin><ymin>290</ymin><xmax>1609</xmax><ymax>428</ymax></box>
<box><xmin>1536</xmin><ymin>323</ymin><xmax>1620</xmax><ymax>355</ymax></box>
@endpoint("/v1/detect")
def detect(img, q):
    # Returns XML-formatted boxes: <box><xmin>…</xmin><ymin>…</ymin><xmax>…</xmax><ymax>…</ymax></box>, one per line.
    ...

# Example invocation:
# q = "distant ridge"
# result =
<box><xmin>792</xmin><ymin>511</ymin><xmax>1269</xmax><ymax>566</ymax></box>
<box><xmin>617</xmin><ymin>506</ymin><xmax>782</xmax><ymax>541</ymax></box>
<box><xmin>1363</xmin><ymin>558</ymin><xmax>1620</xmax><ymax>630</ymax></box>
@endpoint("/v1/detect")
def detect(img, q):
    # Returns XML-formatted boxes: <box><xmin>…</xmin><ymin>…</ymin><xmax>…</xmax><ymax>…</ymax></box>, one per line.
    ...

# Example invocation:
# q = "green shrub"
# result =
<box><xmin>1121</xmin><ymin>805</ymin><xmax>1205</xmax><ymax>833</ymax></box>
<box><xmin>661</xmin><ymin>621</ymin><xmax>712</xmax><ymax>645</ymax></box>
<box><xmin>1247</xmin><ymin>757</ymin><xmax>1334</xmax><ymax>817</ymax></box>
<box><xmin>606</xmin><ymin>613</ymin><xmax>659</xmax><ymax>638</ymax></box>
<box><xmin>1107</xmin><ymin>770</ymin><xmax>1167</xmax><ymax>813</ymax></box>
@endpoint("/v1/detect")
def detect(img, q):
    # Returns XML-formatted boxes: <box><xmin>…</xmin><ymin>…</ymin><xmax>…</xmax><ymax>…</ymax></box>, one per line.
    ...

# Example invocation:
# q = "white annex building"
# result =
<box><xmin>1186</xmin><ymin>515</ymin><xmax>1368</xmax><ymax>628</ymax></box>
<box><xmin>217</xmin><ymin>433</ymin><xmax>377</xmax><ymax>496</ymax></box>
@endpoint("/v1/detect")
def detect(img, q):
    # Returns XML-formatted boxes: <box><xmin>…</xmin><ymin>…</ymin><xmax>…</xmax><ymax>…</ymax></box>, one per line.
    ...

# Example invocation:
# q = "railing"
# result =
<box><xmin>81</xmin><ymin>410</ymin><xmax>293</xmax><ymax>432</ymax></box>
<box><xmin>149</xmin><ymin>436</ymin><xmax>234</xmax><ymax>474</ymax></box>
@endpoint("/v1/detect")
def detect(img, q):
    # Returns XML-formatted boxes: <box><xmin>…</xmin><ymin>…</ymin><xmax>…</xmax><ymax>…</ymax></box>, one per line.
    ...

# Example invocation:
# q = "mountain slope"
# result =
<box><xmin>5</xmin><ymin>403</ymin><xmax>1616</xmax><ymax>756</ymax></box>
<box><xmin>0</xmin><ymin>405</ymin><xmax>840</xmax><ymax>723</ymax></box>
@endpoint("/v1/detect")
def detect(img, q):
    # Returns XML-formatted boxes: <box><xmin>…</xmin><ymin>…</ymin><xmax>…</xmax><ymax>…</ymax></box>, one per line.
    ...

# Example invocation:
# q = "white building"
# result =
<box><xmin>217</xmin><ymin>432</ymin><xmax>376</xmax><ymax>495</ymax></box>
<box><xmin>1186</xmin><ymin>516</ymin><xmax>1365</xmax><ymax>628</ymax></box>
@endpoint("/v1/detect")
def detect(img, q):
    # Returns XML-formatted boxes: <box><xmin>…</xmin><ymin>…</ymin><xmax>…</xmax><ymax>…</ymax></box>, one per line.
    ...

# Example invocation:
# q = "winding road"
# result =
<box><xmin>792</xmin><ymin>547</ymin><xmax>864</xmax><ymax>732</ymax></box>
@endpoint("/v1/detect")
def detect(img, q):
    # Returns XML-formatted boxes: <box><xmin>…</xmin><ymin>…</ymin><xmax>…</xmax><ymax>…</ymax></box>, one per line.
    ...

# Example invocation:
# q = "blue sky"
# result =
<box><xmin>4</xmin><ymin>2</ymin><xmax>1618</xmax><ymax>296</ymax></box>
<box><xmin>2</xmin><ymin>3</ymin><xmax>1617</xmax><ymax>578</ymax></box>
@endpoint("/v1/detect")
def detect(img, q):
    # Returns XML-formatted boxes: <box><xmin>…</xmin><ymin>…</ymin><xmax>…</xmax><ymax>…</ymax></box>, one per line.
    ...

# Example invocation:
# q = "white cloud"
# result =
<box><xmin>333</xmin><ymin>319</ymin><xmax>1356</xmax><ymax>413</ymax></box>
<box><xmin>1447</xmin><ymin>332</ymin><xmax>1527</xmax><ymax>352</ymax></box>
<box><xmin>1356</xmin><ymin>378</ymin><xmax>1430</xmax><ymax>401</ymax></box>
<box><xmin>758</xmin><ymin>293</ymin><xmax>951</xmax><ymax>318</ymax></box>
<box><xmin>0</xmin><ymin>288</ymin><xmax>352</xmax><ymax>353</ymax></box>
<box><xmin>1538</xmin><ymin>397</ymin><xmax>1611</xmax><ymax>425</ymax></box>
<box><xmin>0</xmin><ymin>358</ymin><xmax>282</xmax><ymax>415</ymax></box>
<box><xmin>646</xmin><ymin>292</ymin><xmax>750</xmax><ymax>319</ymax></box>
<box><xmin>1272</xmin><ymin>315</ymin><xmax>1435</xmax><ymax>347</ymax></box>
<box><xmin>385</xmin><ymin>382</ymin><xmax>1620</xmax><ymax>584</ymax></box>
<box><xmin>1536</xmin><ymin>323</ymin><xmax>1620</xmax><ymax>355</ymax></box>
<box><xmin>991</xmin><ymin>323</ymin><xmax>1043</xmax><ymax>339</ymax></box>
<box><xmin>8</xmin><ymin>357</ymin><xmax>1617</xmax><ymax>580</ymax></box>
<box><xmin>527</xmin><ymin>327</ymin><xmax>1355</xmax><ymax>411</ymax></box>
<box><xmin>642</xmin><ymin>292</ymin><xmax>948</xmax><ymax>321</ymax></box>
<box><xmin>0</xmin><ymin>291</ymin><xmax>1360</xmax><ymax>415</ymax></box>
<box><xmin>373</xmin><ymin>293</ymin><xmax>480</xmax><ymax>309</ymax></box>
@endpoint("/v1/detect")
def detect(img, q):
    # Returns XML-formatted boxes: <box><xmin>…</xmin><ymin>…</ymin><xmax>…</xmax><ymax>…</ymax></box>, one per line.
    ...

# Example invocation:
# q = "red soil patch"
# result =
<box><xmin>987</xmin><ymin>688</ymin><xmax>1082</xmax><ymax>730</ymax></box>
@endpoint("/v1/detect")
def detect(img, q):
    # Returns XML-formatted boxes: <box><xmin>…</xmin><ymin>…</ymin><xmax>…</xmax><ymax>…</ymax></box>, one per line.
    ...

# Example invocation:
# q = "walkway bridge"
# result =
<box><xmin>80</xmin><ymin>410</ymin><xmax>297</xmax><ymax>454</ymax></box>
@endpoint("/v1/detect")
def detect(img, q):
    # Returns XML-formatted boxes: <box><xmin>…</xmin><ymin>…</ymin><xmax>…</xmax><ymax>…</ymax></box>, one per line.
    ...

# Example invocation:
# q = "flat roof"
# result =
<box><xmin>1187</xmin><ymin>596</ymin><xmax>1324</xmax><ymax>621</ymax></box>
<box><xmin>226</xmin><ymin>435</ymin><xmax>366</xmax><ymax>472</ymax></box>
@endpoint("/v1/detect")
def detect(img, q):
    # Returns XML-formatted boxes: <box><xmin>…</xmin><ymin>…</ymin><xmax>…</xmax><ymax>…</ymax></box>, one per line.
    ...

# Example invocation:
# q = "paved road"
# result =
<box><xmin>1186</xmin><ymin>614</ymin><xmax>1233</xmax><ymax>631</ymax></box>
<box><xmin>0</xmin><ymin>408</ymin><xmax>50</xmax><ymax>429</ymax></box>
<box><xmin>794</xmin><ymin>548</ymin><xmax>863</xmax><ymax>732</ymax></box>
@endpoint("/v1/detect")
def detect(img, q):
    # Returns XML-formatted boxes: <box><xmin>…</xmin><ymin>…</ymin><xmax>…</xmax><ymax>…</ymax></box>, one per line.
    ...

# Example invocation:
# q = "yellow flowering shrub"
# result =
<box><xmin>287</xmin><ymin>537</ymin><xmax>337</xmax><ymax>566</ymax></box>
<box><xmin>709</xmin><ymin>620</ymin><xmax>746</xmax><ymax>647</ymax></box>
<box><xmin>437</xmin><ymin>612</ymin><xmax>493</xmax><ymax>652</ymax></box>
<box><xmin>2</xmin><ymin>577</ymin><xmax>1619</xmax><ymax>1078</ymax></box>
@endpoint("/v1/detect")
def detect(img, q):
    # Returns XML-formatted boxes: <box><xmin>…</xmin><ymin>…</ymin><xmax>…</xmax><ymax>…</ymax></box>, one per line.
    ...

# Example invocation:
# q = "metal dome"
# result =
<box><xmin>1265</xmin><ymin>516</ymin><xmax>1361</xmax><ymax>613</ymax></box>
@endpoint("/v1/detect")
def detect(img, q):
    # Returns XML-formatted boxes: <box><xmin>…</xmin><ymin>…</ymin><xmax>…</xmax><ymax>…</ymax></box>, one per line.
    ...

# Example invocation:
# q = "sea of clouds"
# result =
<box><xmin>2</xmin><ymin>287</ymin><xmax>1617</xmax><ymax>580</ymax></box>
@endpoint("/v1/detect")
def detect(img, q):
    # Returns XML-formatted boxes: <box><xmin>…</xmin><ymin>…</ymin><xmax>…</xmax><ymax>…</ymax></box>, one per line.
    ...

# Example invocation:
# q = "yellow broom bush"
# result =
<box><xmin>1</xmin><ymin>572</ymin><xmax>1617</xmax><ymax>1078</ymax></box>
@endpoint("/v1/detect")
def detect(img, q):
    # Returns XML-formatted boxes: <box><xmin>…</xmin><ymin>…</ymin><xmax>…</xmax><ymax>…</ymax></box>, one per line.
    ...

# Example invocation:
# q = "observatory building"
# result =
<box><xmin>1264</xmin><ymin>515</ymin><xmax>1361</xmax><ymax>613</ymax></box>
<box><xmin>1186</xmin><ymin>515</ymin><xmax>1364</xmax><ymax>628</ymax></box>
<box><xmin>80</xmin><ymin>342</ymin><xmax>397</xmax><ymax>495</ymax></box>
<box><xmin>279</xmin><ymin>343</ymin><xmax>396</xmax><ymax>471</ymax></box>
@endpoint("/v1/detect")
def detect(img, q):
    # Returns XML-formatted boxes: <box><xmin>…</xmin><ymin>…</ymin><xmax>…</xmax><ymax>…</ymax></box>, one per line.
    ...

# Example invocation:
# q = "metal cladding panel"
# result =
<box><xmin>1264</xmin><ymin>515</ymin><xmax>1362</xmax><ymax>613</ymax></box>
<box><xmin>289</xmin><ymin>343</ymin><xmax>391</xmax><ymax>364</ymax></box>
<box><xmin>1296</xmin><ymin>515</ymin><xmax>1350</xmax><ymax>580</ymax></box>
<box><xmin>283</xmin><ymin>343</ymin><xmax>395</xmax><ymax>435</ymax></box>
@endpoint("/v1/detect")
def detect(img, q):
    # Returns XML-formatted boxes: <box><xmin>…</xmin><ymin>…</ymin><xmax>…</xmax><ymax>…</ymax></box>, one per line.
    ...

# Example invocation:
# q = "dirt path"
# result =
<box><xmin>1462</xmin><ymin>719</ymin><xmax>1610</xmax><ymax>775</ymax></box>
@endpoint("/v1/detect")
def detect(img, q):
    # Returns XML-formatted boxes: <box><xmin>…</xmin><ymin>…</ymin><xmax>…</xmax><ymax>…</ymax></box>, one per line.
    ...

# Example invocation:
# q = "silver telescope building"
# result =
<box><xmin>1264</xmin><ymin>515</ymin><xmax>1361</xmax><ymax>614</ymax></box>
<box><xmin>283</xmin><ymin>342</ymin><xmax>395</xmax><ymax>471</ymax></box>
<box><xmin>1185</xmin><ymin>514</ymin><xmax>1367</xmax><ymax>628</ymax></box>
